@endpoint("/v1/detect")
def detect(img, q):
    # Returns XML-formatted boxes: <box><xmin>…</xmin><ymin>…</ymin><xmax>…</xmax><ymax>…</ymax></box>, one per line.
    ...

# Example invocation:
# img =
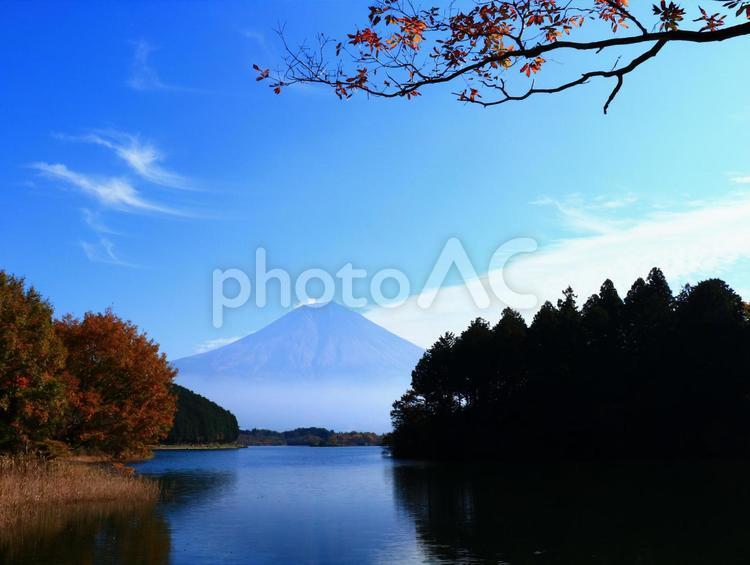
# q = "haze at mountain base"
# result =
<box><xmin>174</xmin><ymin>302</ymin><xmax>424</xmax><ymax>432</ymax></box>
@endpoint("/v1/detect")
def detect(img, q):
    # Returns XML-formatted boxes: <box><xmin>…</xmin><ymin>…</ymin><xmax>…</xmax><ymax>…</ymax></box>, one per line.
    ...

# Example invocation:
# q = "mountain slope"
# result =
<box><xmin>177</xmin><ymin>302</ymin><xmax>422</xmax><ymax>380</ymax></box>
<box><xmin>174</xmin><ymin>302</ymin><xmax>423</xmax><ymax>432</ymax></box>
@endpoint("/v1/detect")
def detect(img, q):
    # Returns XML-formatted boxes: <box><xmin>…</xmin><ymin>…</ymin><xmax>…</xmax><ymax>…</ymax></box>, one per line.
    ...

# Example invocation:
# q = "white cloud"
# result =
<box><xmin>80</xmin><ymin>238</ymin><xmax>138</xmax><ymax>268</ymax></box>
<box><xmin>31</xmin><ymin>162</ymin><xmax>181</xmax><ymax>215</ymax></box>
<box><xmin>241</xmin><ymin>30</ymin><xmax>266</xmax><ymax>45</ymax></box>
<box><xmin>731</xmin><ymin>176</ymin><xmax>750</xmax><ymax>185</ymax></box>
<box><xmin>194</xmin><ymin>336</ymin><xmax>242</xmax><ymax>354</ymax></box>
<box><xmin>33</xmin><ymin>131</ymin><xmax>198</xmax><ymax>265</ymax></box>
<box><xmin>62</xmin><ymin>130</ymin><xmax>192</xmax><ymax>190</ymax></box>
<box><xmin>594</xmin><ymin>194</ymin><xmax>639</xmax><ymax>209</ymax></box>
<box><xmin>128</xmin><ymin>40</ymin><xmax>167</xmax><ymax>91</ymax></box>
<box><xmin>533</xmin><ymin>196</ymin><xmax>624</xmax><ymax>234</ymax></box>
<box><xmin>241</xmin><ymin>29</ymin><xmax>276</xmax><ymax>61</ymax></box>
<box><xmin>729</xmin><ymin>107</ymin><xmax>750</xmax><ymax>122</ymax></box>
<box><xmin>81</xmin><ymin>208</ymin><xmax>120</xmax><ymax>235</ymax></box>
<box><xmin>127</xmin><ymin>40</ymin><xmax>191</xmax><ymax>92</ymax></box>
<box><xmin>365</xmin><ymin>190</ymin><xmax>750</xmax><ymax>347</ymax></box>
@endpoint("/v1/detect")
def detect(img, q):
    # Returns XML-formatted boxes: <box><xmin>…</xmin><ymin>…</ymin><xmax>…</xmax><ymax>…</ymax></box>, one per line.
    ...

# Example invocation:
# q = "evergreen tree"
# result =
<box><xmin>672</xmin><ymin>279</ymin><xmax>750</xmax><ymax>456</ymax></box>
<box><xmin>166</xmin><ymin>384</ymin><xmax>239</xmax><ymax>444</ymax></box>
<box><xmin>391</xmin><ymin>269</ymin><xmax>750</xmax><ymax>461</ymax></box>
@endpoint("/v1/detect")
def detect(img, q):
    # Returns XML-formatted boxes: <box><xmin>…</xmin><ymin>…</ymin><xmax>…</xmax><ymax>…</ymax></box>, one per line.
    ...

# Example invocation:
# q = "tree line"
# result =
<box><xmin>0</xmin><ymin>270</ymin><xmax>176</xmax><ymax>458</ymax></box>
<box><xmin>239</xmin><ymin>427</ymin><xmax>382</xmax><ymax>447</ymax></box>
<box><xmin>390</xmin><ymin>268</ymin><xmax>750</xmax><ymax>460</ymax></box>
<box><xmin>166</xmin><ymin>384</ymin><xmax>239</xmax><ymax>445</ymax></box>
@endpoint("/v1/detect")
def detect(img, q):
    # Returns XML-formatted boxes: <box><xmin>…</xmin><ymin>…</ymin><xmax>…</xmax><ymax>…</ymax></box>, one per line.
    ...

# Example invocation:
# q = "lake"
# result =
<box><xmin>4</xmin><ymin>447</ymin><xmax>750</xmax><ymax>564</ymax></box>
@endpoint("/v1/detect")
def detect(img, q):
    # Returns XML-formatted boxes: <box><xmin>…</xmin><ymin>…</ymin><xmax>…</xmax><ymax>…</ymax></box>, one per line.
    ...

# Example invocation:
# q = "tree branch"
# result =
<box><xmin>454</xmin><ymin>39</ymin><xmax>666</xmax><ymax>112</ymax></box>
<box><xmin>263</xmin><ymin>0</ymin><xmax>750</xmax><ymax>113</ymax></box>
<box><xmin>603</xmin><ymin>0</ymin><xmax>649</xmax><ymax>35</ymax></box>
<box><xmin>383</xmin><ymin>22</ymin><xmax>750</xmax><ymax>97</ymax></box>
<box><xmin>281</xmin><ymin>21</ymin><xmax>750</xmax><ymax>100</ymax></box>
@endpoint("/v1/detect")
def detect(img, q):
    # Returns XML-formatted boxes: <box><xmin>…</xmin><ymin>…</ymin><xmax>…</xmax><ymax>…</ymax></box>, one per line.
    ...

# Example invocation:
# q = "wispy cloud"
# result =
<box><xmin>593</xmin><ymin>193</ymin><xmax>639</xmax><ymax>209</ymax></box>
<box><xmin>127</xmin><ymin>40</ymin><xmax>191</xmax><ymax>92</ymax></box>
<box><xmin>730</xmin><ymin>175</ymin><xmax>750</xmax><ymax>185</ymax></box>
<box><xmin>59</xmin><ymin>130</ymin><xmax>192</xmax><ymax>190</ymax></box>
<box><xmin>241</xmin><ymin>29</ymin><xmax>276</xmax><ymax>60</ymax></box>
<box><xmin>81</xmin><ymin>208</ymin><xmax>120</xmax><ymax>235</ymax></box>
<box><xmin>31</xmin><ymin>162</ymin><xmax>181</xmax><ymax>215</ymax></box>
<box><xmin>366</xmin><ymin>190</ymin><xmax>750</xmax><ymax>347</ymax></box>
<box><xmin>241</xmin><ymin>30</ymin><xmax>266</xmax><ymax>45</ymax></box>
<box><xmin>128</xmin><ymin>40</ymin><xmax>167</xmax><ymax>91</ymax></box>
<box><xmin>32</xmin><ymin>129</ymin><xmax>200</xmax><ymax>266</ymax></box>
<box><xmin>80</xmin><ymin>238</ymin><xmax>138</xmax><ymax>268</ymax></box>
<box><xmin>195</xmin><ymin>336</ymin><xmax>242</xmax><ymax>354</ymax></box>
<box><xmin>532</xmin><ymin>194</ymin><xmax>634</xmax><ymax>234</ymax></box>
<box><xmin>729</xmin><ymin>107</ymin><xmax>750</xmax><ymax>122</ymax></box>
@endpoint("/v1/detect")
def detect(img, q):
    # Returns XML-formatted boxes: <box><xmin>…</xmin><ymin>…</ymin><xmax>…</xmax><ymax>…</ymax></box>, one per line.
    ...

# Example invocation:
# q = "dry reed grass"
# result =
<box><xmin>0</xmin><ymin>455</ymin><xmax>159</xmax><ymax>528</ymax></box>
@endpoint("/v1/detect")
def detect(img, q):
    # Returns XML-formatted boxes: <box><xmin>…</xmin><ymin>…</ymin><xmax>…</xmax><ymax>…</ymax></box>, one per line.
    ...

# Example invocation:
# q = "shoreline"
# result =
<box><xmin>0</xmin><ymin>456</ymin><xmax>158</xmax><ymax>529</ymax></box>
<box><xmin>152</xmin><ymin>443</ymin><xmax>245</xmax><ymax>451</ymax></box>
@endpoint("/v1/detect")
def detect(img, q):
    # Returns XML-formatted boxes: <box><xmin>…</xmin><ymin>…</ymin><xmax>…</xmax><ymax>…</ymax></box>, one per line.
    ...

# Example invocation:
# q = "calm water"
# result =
<box><xmin>4</xmin><ymin>447</ymin><xmax>750</xmax><ymax>564</ymax></box>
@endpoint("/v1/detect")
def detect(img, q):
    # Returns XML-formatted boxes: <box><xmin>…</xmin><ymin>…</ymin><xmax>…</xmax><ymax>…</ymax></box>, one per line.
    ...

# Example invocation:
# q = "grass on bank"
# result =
<box><xmin>0</xmin><ymin>455</ymin><xmax>159</xmax><ymax>528</ymax></box>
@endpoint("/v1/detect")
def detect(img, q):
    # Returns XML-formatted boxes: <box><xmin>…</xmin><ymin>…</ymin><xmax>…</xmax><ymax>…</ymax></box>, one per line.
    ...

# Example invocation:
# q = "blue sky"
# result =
<box><xmin>2</xmin><ymin>1</ymin><xmax>749</xmax><ymax>357</ymax></box>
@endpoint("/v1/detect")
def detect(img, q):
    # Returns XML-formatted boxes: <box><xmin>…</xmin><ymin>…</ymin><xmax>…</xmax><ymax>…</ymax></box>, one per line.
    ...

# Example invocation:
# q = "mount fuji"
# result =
<box><xmin>174</xmin><ymin>302</ymin><xmax>423</xmax><ymax>432</ymax></box>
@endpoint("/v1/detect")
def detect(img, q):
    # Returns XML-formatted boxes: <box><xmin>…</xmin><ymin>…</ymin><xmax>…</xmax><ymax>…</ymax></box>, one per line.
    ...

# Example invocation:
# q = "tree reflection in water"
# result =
<box><xmin>0</xmin><ymin>469</ymin><xmax>236</xmax><ymax>565</ymax></box>
<box><xmin>0</xmin><ymin>501</ymin><xmax>170</xmax><ymax>565</ymax></box>
<box><xmin>392</xmin><ymin>461</ymin><xmax>750</xmax><ymax>564</ymax></box>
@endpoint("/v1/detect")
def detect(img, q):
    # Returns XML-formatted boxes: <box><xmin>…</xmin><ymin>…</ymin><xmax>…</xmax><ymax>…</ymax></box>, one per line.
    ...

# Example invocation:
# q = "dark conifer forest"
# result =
<box><xmin>390</xmin><ymin>268</ymin><xmax>750</xmax><ymax>460</ymax></box>
<box><xmin>165</xmin><ymin>385</ymin><xmax>239</xmax><ymax>444</ymax></box>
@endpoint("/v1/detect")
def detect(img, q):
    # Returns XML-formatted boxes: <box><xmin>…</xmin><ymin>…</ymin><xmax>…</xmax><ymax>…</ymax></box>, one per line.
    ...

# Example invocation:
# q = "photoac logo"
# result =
<box><xmin>212</xmin><ymin>237</ymin><xmax>538</xmax><ymax>327</ymax></box>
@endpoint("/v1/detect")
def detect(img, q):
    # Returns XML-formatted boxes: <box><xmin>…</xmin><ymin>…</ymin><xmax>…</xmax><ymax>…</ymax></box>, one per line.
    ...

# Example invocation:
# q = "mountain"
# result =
<box><xmin>174</xmin><ymin>302</ymin><xmax>423</xmax><ymax>432</ymax></box>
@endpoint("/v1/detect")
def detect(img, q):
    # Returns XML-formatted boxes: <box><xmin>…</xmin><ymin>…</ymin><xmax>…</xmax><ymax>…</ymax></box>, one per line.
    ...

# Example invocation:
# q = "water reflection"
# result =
<box><xmin>392</xmin><ymin>461</ymin><xmax>750</xmax><ymax>564</ymax></box>
<box><xmin>6</xmin><ymin>451</ymin><xmax>750</xmax><ymax>564</ymax></box>
<box><xmin>0</xmin><ymin>501</ymin><xmax>170</xmax><ymax>565</ymax></box>
<box><xmin>0</xmin><ymin>465</ymin><xmax>235</xmax><ymax>565</ymax></box>
<box><xmin>157</xmin><ymin>470</ymin><xmax>236</xmax><ymax>507</ymax></box>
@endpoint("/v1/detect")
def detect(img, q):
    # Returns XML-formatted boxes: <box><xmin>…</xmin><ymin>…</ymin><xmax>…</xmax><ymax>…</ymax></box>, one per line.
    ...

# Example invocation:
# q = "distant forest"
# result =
<box><xmin>390</xmin><ymin>269</ymin><xmax>750</xmax><ymax>460</ymax></box>
<box><xmin>165</xmin><ymin>385</ymin><xmax>239</xmax><ymax>444</ymax></box>
<box><xmin>239</xmin><ymin>427</ymin><xmax>382</xmax><ymax>447</ymax></box>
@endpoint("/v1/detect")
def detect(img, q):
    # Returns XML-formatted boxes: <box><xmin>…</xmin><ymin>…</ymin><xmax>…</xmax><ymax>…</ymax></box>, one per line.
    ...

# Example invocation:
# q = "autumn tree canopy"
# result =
<box><xmin>259</xmin><ymin>0</ymin><xmax>750</xmax><ymax>112</ymax></box>
<box><xmin>56</xmin><ymin>311</ymin><xmax>177</xmax><ymax>458</ymax></box>
<box><xmin>0</xmin><ymin>272</ymin><xmax>67</xmax><ymax>451</ymax></box>
<box><xmin>0</xmin><ymin>270</ymin><xmax>183</xmax><ymax>459</ymax></box>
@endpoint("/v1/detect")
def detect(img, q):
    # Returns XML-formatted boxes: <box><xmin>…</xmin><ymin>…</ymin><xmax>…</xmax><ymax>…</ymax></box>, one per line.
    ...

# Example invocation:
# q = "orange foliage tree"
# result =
<box><xmin>259</xmin><ymin>0</ymin><xmax>750</xmax><ymax>112</ymax></box>
<box><xmin>0</xmin><ymin>272</ymin><xmax>67</xmax><ymax>451</ymax></box>
<box><xmin>56</xmin><ymin>310</ymin><xmax>177</xmax><ymax>458</ymax></box>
